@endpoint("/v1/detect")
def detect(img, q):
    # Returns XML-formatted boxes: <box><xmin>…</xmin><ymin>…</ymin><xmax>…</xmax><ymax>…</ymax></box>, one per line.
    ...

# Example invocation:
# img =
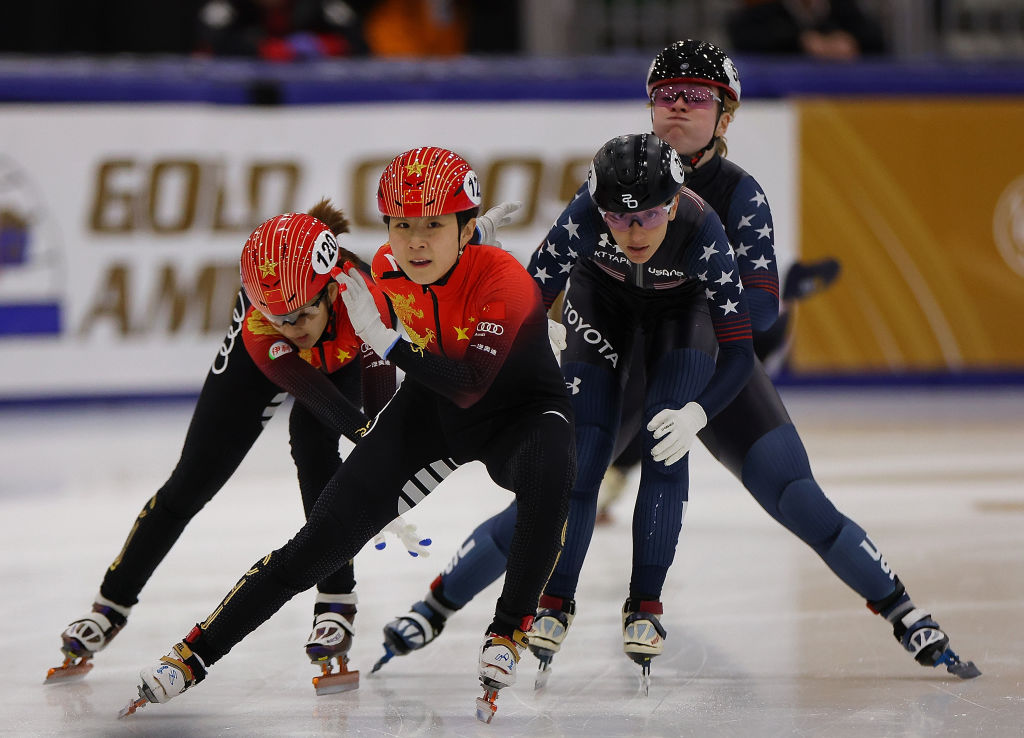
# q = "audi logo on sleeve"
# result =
<box><xmin>475</xmin><ymin>321</ymin><xmax>505</xmax><ymax>336</ymax></box>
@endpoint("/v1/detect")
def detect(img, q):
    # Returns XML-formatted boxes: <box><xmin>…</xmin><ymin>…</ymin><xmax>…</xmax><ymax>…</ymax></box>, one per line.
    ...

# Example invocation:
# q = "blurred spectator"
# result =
<box><xmin>360</xmin><ymin>0</ymin><xmax>520</xmax><ymax>57</ymax></box>
<box><xmin>727</xmin><ymin>0</ymin><xmax>887</xmax><ymax>59</ymax></box>
<box><xmin>361</xmin><ymin>0</ymin><xmax>469</xmax><ymax>56</ymax></box>
<box><xmin>0</xmin><ymin>0</ymin><xmax>201</xmax><ymax>54</ymax></box>
<box><xmin>196</xmin><ymin>0</ymin><xmax>371</xmax><ymax>60</ymax></box>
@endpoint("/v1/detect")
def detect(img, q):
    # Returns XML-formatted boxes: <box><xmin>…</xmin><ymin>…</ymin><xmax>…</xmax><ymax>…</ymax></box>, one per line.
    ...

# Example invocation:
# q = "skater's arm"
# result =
<box><xmin>725</xmin><ymin>174</ymin><xmax>780</xmax><ymax>332</ymax></box>
<box><xmin>386</xmin><ymin>265</ymin><xmax>534</xmax><ymax>408</ymax></box>
<box><xmin>258</xmin><ymin>352</ymin><xmax>372</xmax><ymax>442</ymax></box>
<box><xmin>688</xmin><ymin>213</ymin><xmax>755</xmax><ymax>419</ymax></box>
<box><xmin>526</xmin><ymin>183</ymin><xmax>600</xmax><ymax>309</ymax></box>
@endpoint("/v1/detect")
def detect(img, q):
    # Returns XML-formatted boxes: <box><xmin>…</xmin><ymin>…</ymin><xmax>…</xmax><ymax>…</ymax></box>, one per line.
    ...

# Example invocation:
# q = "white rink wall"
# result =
<box><xmin>0</xmin><ymin>101</ymin><xmax>795</xmax><ymax>400</ymax></box>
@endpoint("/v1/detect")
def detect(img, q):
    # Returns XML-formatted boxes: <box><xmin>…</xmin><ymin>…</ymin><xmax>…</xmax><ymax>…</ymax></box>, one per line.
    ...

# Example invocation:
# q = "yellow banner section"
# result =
<box><xmin>793</xmin><ymin>98</ymin><xmax>1024</xmax><ymax>374</ymax></box>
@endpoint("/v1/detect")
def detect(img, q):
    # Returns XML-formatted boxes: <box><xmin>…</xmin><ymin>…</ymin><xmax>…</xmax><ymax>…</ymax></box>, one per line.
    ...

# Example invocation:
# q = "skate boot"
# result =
<box><xmin>118</xmin><ymin>638</ymin><xmax>207</xmax><ymax>718</ymax></box>
<box><xmin>893</xmin><ymin>609</ymin><xmax>981</xmax><ymax>679</ymax></box>
<box><xmin>46</xmin><ymin>593</ymin><xmax>131</xmax><ymax>683</ymax></box>
<box><xmin>372</xmin><ymin>590</ymin><xmax>452</xmax><ymax>673</ymax></box>
<box><xmin>868</xmin><ymin>580</ymin><xmax>980</xmax><ymax>679</ymax></box>
<box><xmin>476</xmin><ymin>627</ymin><xmax>529</xmax><ymax>724</ymax></box>
<box><xmin>622</xmin><ymin>598</ymin><xmax>666</xmax><ymax>694</ymax></box>
<box><xmin>528</xmin><ymin>595</ymin><xmax>575</xmax><ymax>689</ymax></box>
<box><xmin>305</xmin><ymin>593</ymin><xmax>359</xmax><ymax>695</ymax></box>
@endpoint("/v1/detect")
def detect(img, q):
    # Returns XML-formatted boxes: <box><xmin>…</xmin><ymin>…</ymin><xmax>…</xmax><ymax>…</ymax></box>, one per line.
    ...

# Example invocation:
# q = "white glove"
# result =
<box><xmin>547</xmin><ymin>318</ymin><xmax>567</xmax><ymax>358</ymax></box>
<box><xmin>648</xmin><ymin>402</ymin><xmax>707</xmax><ymax>466</ymax></box>
<box><xmin>475</xmin><ymin>201</ymin><xmax>522</xmax><ymax>249</ymax></box>
<box><xmin>373</xmin><ymin>516</ymin><xmax>432</xmax><ymax>557</ymax></box>
<box><xmin>332</xmin><ymin>264</ymin><xmax>400</xmax><ymax>358</ymax></box>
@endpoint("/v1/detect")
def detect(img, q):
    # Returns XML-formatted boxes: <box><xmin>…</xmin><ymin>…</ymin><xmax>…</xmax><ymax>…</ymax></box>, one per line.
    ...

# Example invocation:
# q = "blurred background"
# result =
<box><xmin>2</xmin><ymin>0</ymin><xmax>1024</xmax><ymax>402</ymax></box>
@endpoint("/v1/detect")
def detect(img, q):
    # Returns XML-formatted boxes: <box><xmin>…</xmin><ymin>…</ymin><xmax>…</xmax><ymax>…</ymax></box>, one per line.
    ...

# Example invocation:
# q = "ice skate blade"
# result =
<box><xmin>312</xmin><ymin>669</ymin><xmax>360</xmax><ymax>695</ymax></box>
<box><xmin>533</xmin><ymin>651</ymin><xmax>554</xmax><ymax>690</ymax></box>
<box><xmin>628</xmin><ymin>655</ymin><xmax>653</xmax><ymax>696</ymax></box>
<box><xmin>936</xmin><ymin>649</ymin><xmax>982</xmax><ymax>680</ymax></box>
<box><xmin>534</xmin><ymin>666</ymin><xmax>551</xmax><ymax>691</ymax></box>
<box><xmin>117</xmin><ymin>696</ymin><xmax>148</xmax><ymax>719</ymax></box>
<box><xmin>45</xmin><ymin>657</ymin><xmax>93</xmax><ymax>684</ymax></box>
<box><xmin>370</xmin><ymin>645</ymin><xmax>395</xmax><ymax>675</ymax></box>
<box><xmin>476</xmin><ymin>689</ymin><xmax>499</xmax><ymax>724</ymax></box>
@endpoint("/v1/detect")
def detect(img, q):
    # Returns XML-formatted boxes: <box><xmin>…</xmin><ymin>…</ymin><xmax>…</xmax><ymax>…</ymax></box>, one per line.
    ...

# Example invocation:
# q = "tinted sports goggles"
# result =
<box><xmin>599</xmin><ymin>203</ymin><xmax>674</xmax><ymax>230</ymax></box>
<box><xmin>650</xmin><ymin>84</ymin><xmax>721</xmax><ymax>110</ymax></box>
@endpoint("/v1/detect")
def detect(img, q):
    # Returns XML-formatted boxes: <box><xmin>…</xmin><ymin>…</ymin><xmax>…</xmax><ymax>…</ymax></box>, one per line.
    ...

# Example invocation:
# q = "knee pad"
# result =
<box><xmin>776</xmin><ymin>478</ymin><xmax>844</xmax><ymax>546</ymax></box>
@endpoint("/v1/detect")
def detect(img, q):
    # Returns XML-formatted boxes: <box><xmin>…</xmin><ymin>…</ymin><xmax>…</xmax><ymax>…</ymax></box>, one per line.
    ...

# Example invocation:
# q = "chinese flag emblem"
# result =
<box><xmin>481</xmin><ymin>302</ymin><xmax>506</xmax><ymax>319</ymax></box>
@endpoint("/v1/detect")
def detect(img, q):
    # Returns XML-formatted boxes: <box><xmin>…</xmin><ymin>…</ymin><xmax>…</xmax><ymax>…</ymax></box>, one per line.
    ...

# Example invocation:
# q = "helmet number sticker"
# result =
<box><xmin>463</xmin><ymin>170</ymin><xmax>482</xmax><ymax>205</ymax></box>
<box><xmin>312</xmin><ymin>230</ymin><xmax>339</xmax><ymax>274</ymax></box>
<box><xmin>621</xmin><ymin>194</ymin><xmax>639</xmax><ymax>209</ymax></box>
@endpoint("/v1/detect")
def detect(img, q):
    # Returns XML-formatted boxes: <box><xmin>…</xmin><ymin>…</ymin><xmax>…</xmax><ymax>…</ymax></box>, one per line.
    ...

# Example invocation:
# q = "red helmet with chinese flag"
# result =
<box><xmin>377</xmin><ymin>146</ymin><xmax>482</xmax><ymax>218</ymax></box>
<box><xmin>239</xmin><ymin>212</ymin><xmax>340</xmax><ymax>316</ymax></box>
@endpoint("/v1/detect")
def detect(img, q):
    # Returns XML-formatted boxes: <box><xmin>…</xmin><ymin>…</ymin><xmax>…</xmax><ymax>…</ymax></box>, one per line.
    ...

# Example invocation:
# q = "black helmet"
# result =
<box><xmin>587</xmin><ymin>133</ymin><xmax>686</xmax><ymax>213</ymax></box>
<box><xmin>646</xmin><ymin>39</ymin><xmax>741</xmax><ymax>101</ymax></box>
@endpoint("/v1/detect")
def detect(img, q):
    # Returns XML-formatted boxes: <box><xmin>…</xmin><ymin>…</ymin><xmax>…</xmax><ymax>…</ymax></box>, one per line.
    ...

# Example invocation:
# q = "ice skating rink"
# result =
<box><xmin>2</xmin><ymin>387</ymin><xmax>1022</xmax><ymax>737</ymax></box>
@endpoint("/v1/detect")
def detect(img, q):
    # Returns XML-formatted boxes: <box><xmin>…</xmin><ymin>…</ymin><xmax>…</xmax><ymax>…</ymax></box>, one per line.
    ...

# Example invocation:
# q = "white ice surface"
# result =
<box><xmin>2</xmin><ymin>388</ymin><xmax>1023</xmax><ymax>737</ymax></box>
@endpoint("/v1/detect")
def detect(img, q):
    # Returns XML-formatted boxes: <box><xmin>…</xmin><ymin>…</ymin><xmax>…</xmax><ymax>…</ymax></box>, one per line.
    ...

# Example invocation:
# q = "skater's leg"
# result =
<box><xmin>379</xmin><ymin>502</ymin><xmax>517</xmax><ymax>663</ymax></box>
<box><xmin>135</xmin><ymin>388</ymin><xmax>458</xmax><ymax>700</ymax></box>
<box><xmin>101</xmin><ymin>302</ymin><xmax>282</xmax><ymax>608</ymax></box>
<box><xmin>477</xmin><ymin>410</ymin><xmax>575</xmax><ymax>690</ymax></box>
<box><xmin>53</xmin><ymin>298</ymin><xmax>281</xmax><ymax>681</ymax></box>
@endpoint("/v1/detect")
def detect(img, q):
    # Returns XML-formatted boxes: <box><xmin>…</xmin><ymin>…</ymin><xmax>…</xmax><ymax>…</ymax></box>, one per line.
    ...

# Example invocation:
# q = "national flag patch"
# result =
<box><xmin>481</xmin><ymin>301</ymin><xmax>506</xmax><ymax>320</ymax></box>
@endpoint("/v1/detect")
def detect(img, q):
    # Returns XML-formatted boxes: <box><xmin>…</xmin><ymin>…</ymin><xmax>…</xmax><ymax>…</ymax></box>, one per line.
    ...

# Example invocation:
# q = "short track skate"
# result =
<box><xmin>627</xmin><ymin>652</ymin><xmax>653</xmax><ymax>695</ymax></box>
<box><xmin>311</xmin><ymin>656</ymin><xmax>360</xmax><ymax>695</ymax></box>
<box><xmin>45</xmin><ymin>654</ymin><xmax>94</xmax><ymax>684</ymax></box>
<box><xmin>117</xmin><ymin>691</ymin><xmax>149</xmax><ymax>719</ymax></box>
<box><xmin>370</xmin><ymin>644</ymin><xmax>396</xmax><ymax>674</ymax></box>
<box><xmin>934</xmin><ymin>646</ymin><xmax>981</xmax><ymax>680</ymax></box>
<box><xmin>532</xmin><ymin>648</ymin><xmax>555</xmax><ymax>690</ymax></box>
<box><xmin>475</xmin><ymin>682</ymin><xmax>501</xmax><ymax>724</ymax></box>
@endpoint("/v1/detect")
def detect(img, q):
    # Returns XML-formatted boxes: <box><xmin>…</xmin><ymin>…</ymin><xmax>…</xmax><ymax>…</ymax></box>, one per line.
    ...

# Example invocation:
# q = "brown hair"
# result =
<box><xmin>716</xmin><ymin>97</ymin><xmax>741</xmax><ymax>158</ymax></box>
<box><xmin>306</xmin><ymin>197</ymin><xmax>360</xmax><ymax>265</ymax></box>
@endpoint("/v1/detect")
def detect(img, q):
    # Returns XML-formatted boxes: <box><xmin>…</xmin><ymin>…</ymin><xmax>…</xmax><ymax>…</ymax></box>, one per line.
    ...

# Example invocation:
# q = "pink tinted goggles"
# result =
<box><xmin>650</xmin><ymin>84</ymin><xmax>721</xmax><ymax>110</ymax></box>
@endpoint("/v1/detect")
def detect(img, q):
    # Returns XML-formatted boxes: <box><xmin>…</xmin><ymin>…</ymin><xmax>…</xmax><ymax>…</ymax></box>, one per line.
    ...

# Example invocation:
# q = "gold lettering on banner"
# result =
<box><xmin>90</xmin><ymin>160</ymin><xmax>136</xmax><ymax>232</ymax></box>
<box><xmin>351</xmin><ymin>158</ymin><xmax>391</xmax><ymax>228</ymax></box>
<box><xmin>558</xmin><ymin>157</ymin><xmax>591</xmax><ymax>203</ymax></box>
<box><xmin>80</xmin><ymin>261</ymin><xmax>240</xmax><ymax>336</ymax></box>
<box><xmin>250</xmin><ymin>161</ymin><xmax>301</xmax><ymax>223</ymax></box>
<box><xmin>80</xmin><ymin>263</ymin><xmax>131</xmax><ymax>334</ymax></box>
<box><xmin>149</xmin><ymin>160</ymin><xmax>201</xmax><ymax>233</ymax></box>
<box><xmin>147</xmin><ymin>262</ymin><xmax>241</xmax><ymax>334</ymax></box>
<box><xmin>483</xmin><ymin>158</ymin><xmax>543</xmax><ymax>227</ymax></box>
<box><xmin>209</xmin><ymin>161</ymin><xmax>244</xmax><ymax>232</ymax></box>
<box><xmin>89</xmin><ymin>158</ymin><xmax>303</xmax><ymax>234</ymax></box>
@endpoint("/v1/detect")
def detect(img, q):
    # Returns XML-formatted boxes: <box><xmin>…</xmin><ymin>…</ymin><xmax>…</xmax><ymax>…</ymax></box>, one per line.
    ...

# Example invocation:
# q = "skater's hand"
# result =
<box><xmin>547</xmin><ymin>319</ymin><xmax>566</xmax><ymax>359</ymax></box>
<box><xmin>648</xmin><ymin>402</ymin><xmax>707</xmax><ymax>466</ymax></box>
<box><xmin>475</xmin><ymin>201</ymin><xmax>522</xmax><ymax>249</ymax></box>
<box><xmin>332</xmin><ymin>263</ymin><xmax>400</xmax><ymax>358</ymax></box>
<box><xmin>373</xmin><ymin>516</ymin><xmax>432</xmax><ymax>557</ymax></box>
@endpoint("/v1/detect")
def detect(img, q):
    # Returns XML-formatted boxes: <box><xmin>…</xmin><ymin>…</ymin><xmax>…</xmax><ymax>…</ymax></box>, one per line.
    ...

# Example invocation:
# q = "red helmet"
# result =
<box><xmin>239</xmin><ymin>212</ymin><xmax>340</xmax><ymax>316</ymax></box>
<box><xmin>377</xmin><ymin>147</ymin><xmax>482</xmax><ymax>218</ymax></box>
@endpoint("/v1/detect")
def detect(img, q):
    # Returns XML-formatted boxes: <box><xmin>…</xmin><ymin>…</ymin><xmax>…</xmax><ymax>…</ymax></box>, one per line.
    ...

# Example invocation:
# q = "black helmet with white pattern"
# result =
<box><xmin>587</xmin><ymin>133</ymin><xmax>686</xmax><ymax>213</ymax></box>
<box><xmin>646</xmin><ymin>39</ymin><xmax>741</xmax><ymax>102</ymax></box>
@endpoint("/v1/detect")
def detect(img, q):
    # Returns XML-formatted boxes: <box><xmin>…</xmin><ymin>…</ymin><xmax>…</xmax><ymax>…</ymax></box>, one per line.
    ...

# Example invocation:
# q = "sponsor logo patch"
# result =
<box><xmin>269</xmin><ymin>340</ymin><xmax>293</xmax><ymax>360</ymax></box>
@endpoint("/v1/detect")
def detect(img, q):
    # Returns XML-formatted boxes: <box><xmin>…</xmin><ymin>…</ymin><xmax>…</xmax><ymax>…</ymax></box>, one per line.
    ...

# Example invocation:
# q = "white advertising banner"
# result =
<box><xmin>0</xmin><ymin>101</ymin><xmax>794</xmax><ymax>399</ymax></box>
